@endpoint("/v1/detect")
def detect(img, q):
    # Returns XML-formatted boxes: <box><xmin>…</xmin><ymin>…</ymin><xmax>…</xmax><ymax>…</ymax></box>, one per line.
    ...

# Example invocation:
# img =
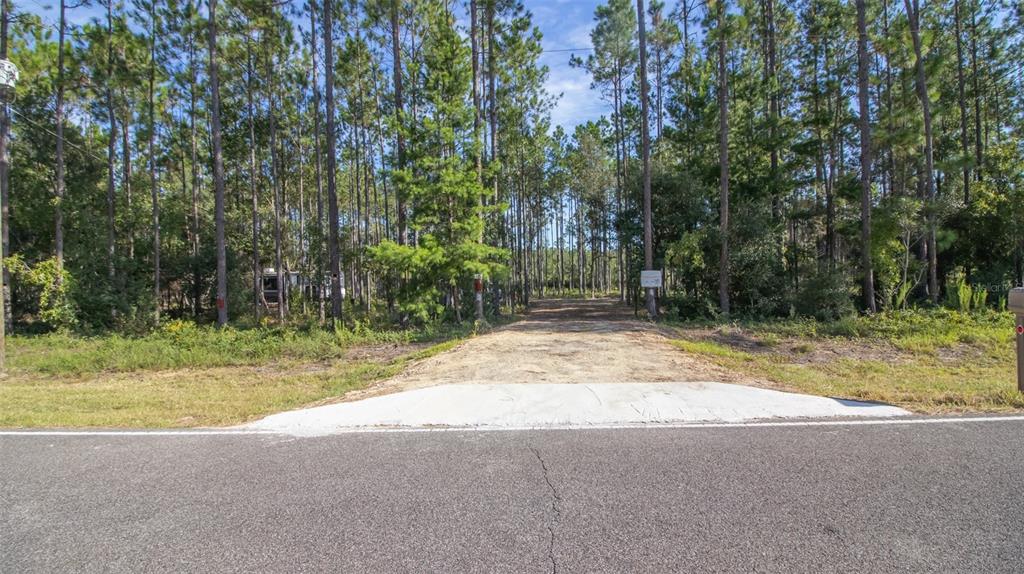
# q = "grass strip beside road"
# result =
<box><xmin>668</xmin><ymin>309</ymin><xmax>1024</xmax><ymax>413</ymax></box>
<box><xmin>6</xmin><ymin>320</ymin><xmax>469</xmax><ymax>376</ymax></box>
<box><xmin>0</xmin><ymin>326</ymin><xmax>473</xmax><ymax>429</ymax></box>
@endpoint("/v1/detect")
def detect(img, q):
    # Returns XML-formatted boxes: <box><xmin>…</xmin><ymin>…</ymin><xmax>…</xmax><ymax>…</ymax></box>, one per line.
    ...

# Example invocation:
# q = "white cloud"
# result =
<box><xmin>534</xmin><ymin>2</ymin><xmax>605</xmax><ymax>133</ymax></box>
<box><xmin>566</xmin><ymin>22</ymin><xmax>595</xmax><ymax>49</ymax></box>
<box><xmin>543</xmin><ymin>56</ymin><xmax>610</xmax><ymax>133</ymax></box>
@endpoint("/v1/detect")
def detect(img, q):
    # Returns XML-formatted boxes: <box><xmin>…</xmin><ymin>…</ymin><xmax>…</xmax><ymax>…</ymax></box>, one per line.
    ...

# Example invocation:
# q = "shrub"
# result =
<box><xmin>7</xmin><ymin>255</ymin><xmax>78</xmax><ymax>331</ymax></box>
<box><xmin>945</xmin><ymin>276</ymin><xmax>990</xmax><ymax>312</ymax></box>
<box><xmin>793</xmin><ymin>272</ymin><xmax>856</xmax><ymax>321</ymax></box>
<box><xmin>661</xmin><ymin>292</ymin><xmax>717</xmax><ymax>319</ymax></box>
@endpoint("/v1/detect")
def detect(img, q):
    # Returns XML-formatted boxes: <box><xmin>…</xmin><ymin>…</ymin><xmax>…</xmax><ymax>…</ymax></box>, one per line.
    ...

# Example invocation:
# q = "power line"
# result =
<box><xmin>541</xmin><ymin>47</ymin><xmax>593</xmax><ymax>53</ymax></box>
<box><xmin>8</xmin><ymin>104</ymin><xmax>107</xmax><ymax>163</ymax></box>
<box><xmin>18</xmin><ymin>0</ymin><xmax>65</xmax><ymax>35</ymax></box>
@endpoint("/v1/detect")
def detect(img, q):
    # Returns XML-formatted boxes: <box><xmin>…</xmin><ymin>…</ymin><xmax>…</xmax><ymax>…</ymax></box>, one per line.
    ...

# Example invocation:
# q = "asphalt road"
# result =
<box><xmin>3</xmin><ymin>418</ymin><xmax>1024</xmax><ymax>573</ymax></box>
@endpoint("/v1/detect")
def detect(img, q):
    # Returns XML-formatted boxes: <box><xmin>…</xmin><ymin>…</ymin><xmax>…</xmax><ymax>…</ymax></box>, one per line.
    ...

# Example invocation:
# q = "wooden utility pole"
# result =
<box><xmin>637</xmin><ymin>0</ymin><xmax>656</xmax><ymax>318</ymax></box>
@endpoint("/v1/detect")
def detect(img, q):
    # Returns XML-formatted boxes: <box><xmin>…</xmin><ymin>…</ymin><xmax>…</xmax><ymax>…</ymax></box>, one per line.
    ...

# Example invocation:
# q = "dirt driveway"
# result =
<box><xmin>346</xmin><ymin>298</ymin><xmax>755</xmax><ymax>401</ymax></box>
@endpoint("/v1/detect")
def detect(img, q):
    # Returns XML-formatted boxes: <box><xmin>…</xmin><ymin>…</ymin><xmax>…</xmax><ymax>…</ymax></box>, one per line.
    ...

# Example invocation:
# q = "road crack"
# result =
<box><xmin>530</xmin><ymin>446</ymin><xmax>561</xmax><ymax>574</ymax></box>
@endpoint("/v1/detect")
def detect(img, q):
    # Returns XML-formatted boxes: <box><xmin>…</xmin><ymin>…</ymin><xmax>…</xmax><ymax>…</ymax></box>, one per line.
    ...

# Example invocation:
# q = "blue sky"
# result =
<box><xmin>24</xmin><ymin>0</ymin><xmax>609</xmax><ymax>132</ymax></box>
<box><xmin>528</xmin><ymin>0</ymin><xmax>608</xmax><ymax>132</ymax></box>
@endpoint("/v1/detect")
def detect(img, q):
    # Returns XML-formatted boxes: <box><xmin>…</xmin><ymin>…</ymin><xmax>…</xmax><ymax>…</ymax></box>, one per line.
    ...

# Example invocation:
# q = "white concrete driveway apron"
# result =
<box><xmin>246</xmin><ymin>382</ymin><xmax>910</xmax><ymax>436</ymax></box>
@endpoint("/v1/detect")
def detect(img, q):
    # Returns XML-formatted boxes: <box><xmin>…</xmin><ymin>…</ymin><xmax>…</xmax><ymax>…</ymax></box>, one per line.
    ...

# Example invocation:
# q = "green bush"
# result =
<box><xmin>793</xmin><ymin>272</ymin><xmax>856</xmax><ymax>321</ymax></box>
<box><xmin>6</xmin><ymin>255</ymin><xmax>78</xmax><ymax>331</ymax></box>
<box><xmin>945</xmin><ymin>276</ymin><xmax>991</xmax><ymax>312</ymax></box>
<box><xmin>661</xmin><ymin>293</ymin><xmax>717</xmax><ymax>319</ymax></box>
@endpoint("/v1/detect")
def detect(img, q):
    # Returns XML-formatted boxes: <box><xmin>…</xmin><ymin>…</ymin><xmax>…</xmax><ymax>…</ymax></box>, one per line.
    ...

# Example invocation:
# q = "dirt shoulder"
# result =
<box><xmin>343</xmin><ymin>298</ymin><xmax>761</xmax><ymax>401</ymax></box>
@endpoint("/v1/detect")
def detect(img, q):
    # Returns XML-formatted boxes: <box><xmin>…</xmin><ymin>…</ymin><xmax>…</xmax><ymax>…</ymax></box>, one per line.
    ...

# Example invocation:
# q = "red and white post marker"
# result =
<box><xmin>1010</xmin><ymin>288</ymin><xmax>1024</xmax><ymax>392</ymax></box>
<box><xmin>474</xmin><ymin>274</ymin><xmax>484</xmax><ymax>322</ymax></box>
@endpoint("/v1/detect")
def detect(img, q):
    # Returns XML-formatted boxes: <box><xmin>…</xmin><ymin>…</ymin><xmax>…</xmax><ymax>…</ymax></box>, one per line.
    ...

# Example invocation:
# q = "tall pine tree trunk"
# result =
<box><xmin>717</xmin><ymin>0</ymin><xmax>730</xmax><ymax>315</ymax></box>
<box><xmin>55</xmin><ymin>0</ymin><xmax>67</xmax><ymax>274</ymax></box>
<box><xmin>324</xmin><ymin>0</ymin><xmax>343</xmax><ymax>324</ymax></box>
<box><xmin>652</xmin><ymin>4</ymin><xmax>664</xmax><ymax>139</ymax></box>
<box><xmin>612</xmin><ymin>76</ymin><xmax>625</xmax><ymax>302</ymax></box>
<box><xmin>188</xmin><ymin>1</ymin><xmax>201</xmax><ymax>316</ymax></box>
<box><xmin>148</xmin><ymin>12</ymin><xmax>160</xmax><ymax>322</ymax></box>
<box><xmin>0</xmin><ymin>0</ymin><xmax>10</xmax><ymax>337</ymax></box>
<box><xmin>310</xmin><ymin>3</ymin><xmax>325</xmax><ymax>322</ymax></box>
<box><xmin>904</xmin><ymin>0</ymin><xmax>939</xmax><ymax>302</ymax></box>
<box><xmin>246</xmin><ymin>36</ymin><xmax>261</xmax><ymax>323</ymax></box>
<box><xmin>764</xmin><ymin>0</ymin><xmax>779</xmax><ymax>222</ymax></box>
<box><xmin>208</xmin><ymin>0</ymin><xmax>228</xmax><ymax>326</ymax></box>
<box><xmin>953</xmin><ymin>0</ymin><xmax>970</xmax><ymax>205</ymax></box>
<box><xmin>970</xmin><ymin>6</ymin><xmax>982</xmax><ymax>181</ymax></box>
<box><xmin>856</xmin><ymin>0</ymin><xmax>876</xmax><ymax>313</ymax></box>
<box><xmin>370</xmin><ymin>66</ymin><xmax>390</xmax><ymax>242</ymax></box>
<box><xmin>487</xmin><ymin>0</ymin><xmax>498</xmax><ymax>203</ymax></box>
<box><xmin>390</xmin><ymin>0</ymin><xmax>407</xmax><ymax>247</ymax></box>
<box><xmin>637</xmin><ymin>0</ymin><xmax>656</xmax><ymax>318</ymax></box>
<box><xmin>105</xmin><ymin>0</ymin><xmax>117</xmax><ymax>286</ymax></box>
<box><xmin>268</xmin><ymin>56</ymin><xmax>286</xmax><ymax>322</ymax></box>
<box><xmin>470</xmin><ymin>0</ymin><xmax>482</xmax><ymax>184</ymax></box>
<box><xmin>557</xmin><ymin>189</ymin><xmax>564</xmax><ymax>294</ymax></box>
<box><xmin>296</xmin><ymin>111</ymin><xmax>307</xmax><ymax>316</ymax></box>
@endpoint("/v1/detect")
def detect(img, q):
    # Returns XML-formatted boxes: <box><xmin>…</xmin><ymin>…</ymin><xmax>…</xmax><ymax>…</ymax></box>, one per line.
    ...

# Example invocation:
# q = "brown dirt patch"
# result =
<box><xmin>344</xmin><ymin>298</ymin><xmax>759</xmax><ymax>401</ymax></box>
<box><xmin>343</xmin><ymin>342</ymin><xmax>431</xmax><ymax>363</ymax></box>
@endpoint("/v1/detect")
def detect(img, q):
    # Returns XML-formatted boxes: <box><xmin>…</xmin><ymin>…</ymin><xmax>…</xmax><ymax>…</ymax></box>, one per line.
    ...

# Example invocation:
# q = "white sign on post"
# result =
<box><xmin>640</xmin><ymin>270</ymin><xmax>662</xmax><ymax>289</ymax></box>
<box><xmin>0</xmin><ymin>60</ymin><xmax>18</xmax><ymax>90</ymax></box>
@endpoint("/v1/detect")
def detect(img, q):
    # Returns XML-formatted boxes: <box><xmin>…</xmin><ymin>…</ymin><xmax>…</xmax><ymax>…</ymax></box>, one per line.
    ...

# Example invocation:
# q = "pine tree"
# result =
<box><xmin>208</xmin><ymin>0</ymin><xmax>228</xmax><ymax>326</ymax></box>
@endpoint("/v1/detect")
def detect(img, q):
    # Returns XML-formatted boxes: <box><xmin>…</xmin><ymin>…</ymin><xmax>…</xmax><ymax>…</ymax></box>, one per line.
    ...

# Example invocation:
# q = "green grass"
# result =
<box><xmin>0</xmin><ymin>360</ymin><xmax>400</xmax><ymax>428</ymax></box>
<box><xmin>671</xmin><ymin>339</ymin><xmax>756</xmax><ymax>361</ymax></box>
<box><xmin>5</xmin><ymin>319</ymin><xmax>485</xmax><ymax>377</ymax></box>
<box><xmin>668</xmin><ymin>309</ymin><xmax>1022</xmax><ymax>413</ymax></box>
<box><xmin>0</xmin><ymin>319</ymin><xmax>495</xmax><ymax>428</ymax></box>
<box><xmin>791</xmin><ymin>342</ymin><xmax>815</xmax><ymax>354</ymax></box>
<box><xmin>673</xmin><ymin>308</ymin><xmax>1014</xmax><ymax>354</ymax></box>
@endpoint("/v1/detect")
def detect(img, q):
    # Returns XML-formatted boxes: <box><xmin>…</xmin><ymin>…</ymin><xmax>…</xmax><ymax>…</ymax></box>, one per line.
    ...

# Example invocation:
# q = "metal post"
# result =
<box><xmin>1017</xmin><ymin>314</ymin><xmax>1024</xmax><ymax>393</ymax></box>
<box><xmin>1010</xmin><ymin>288</ymin><xmax>1024</xmax><ymax>393</ymax></box>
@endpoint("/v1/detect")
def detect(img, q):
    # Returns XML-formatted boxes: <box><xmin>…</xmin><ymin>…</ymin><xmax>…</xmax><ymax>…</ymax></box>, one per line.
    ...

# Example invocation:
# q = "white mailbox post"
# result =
<box><xmin>1010</xmin><ymin>288</ymin><xmax>1024</xmax><ymax>392</ymax></box>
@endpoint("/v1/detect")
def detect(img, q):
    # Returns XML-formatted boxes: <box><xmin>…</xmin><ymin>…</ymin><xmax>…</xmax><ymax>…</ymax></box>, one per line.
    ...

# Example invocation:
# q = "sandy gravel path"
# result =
<box><xmin>345</xmin><ymin>298</ymin><xmax>755</xmax><ymax>401</ymax></box>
